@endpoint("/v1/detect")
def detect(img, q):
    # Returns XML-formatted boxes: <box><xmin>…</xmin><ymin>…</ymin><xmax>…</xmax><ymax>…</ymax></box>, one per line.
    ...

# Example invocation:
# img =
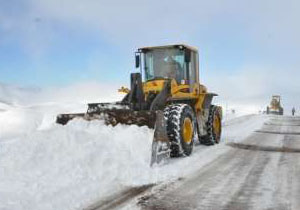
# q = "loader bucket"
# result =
<box><xmin>56</xmin><ymin>103</ymin><xmax>157</xmax><ymax>127</ymax></box>
<box><xmin>56</xmin><ymin>113</ymin><xmax>85</xmax><ymax>125</ymax></box>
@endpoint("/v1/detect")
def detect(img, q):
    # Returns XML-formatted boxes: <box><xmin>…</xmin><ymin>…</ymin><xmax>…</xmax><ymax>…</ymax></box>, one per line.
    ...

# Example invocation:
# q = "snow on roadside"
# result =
<box><xmin>0</xmin><ymin>120</ymin><xmax>153</xmax><ymax>210</ymax></box>
<box><xmin>0</xmin><ymin>107</ymin><xmax>42</xmax><ymax>140</ymax></box>
<box><xmin>0</xmin><ymin>107</ymin><xmax>268</xmax><ymax>210</ymax></box>
<box><xmin>0</xmin><ymin>103</ymin><xmax>87</xmax><ymax>140</ymax></box>
<box><xmin>0</xmin><ymin>81</ymin><xmax>124</xmax><ymax>140</ymax></box>
<box><xmin>0</xmin><ymin>81</ymin><xmax>269</xmax><ymax>210</ymax></box>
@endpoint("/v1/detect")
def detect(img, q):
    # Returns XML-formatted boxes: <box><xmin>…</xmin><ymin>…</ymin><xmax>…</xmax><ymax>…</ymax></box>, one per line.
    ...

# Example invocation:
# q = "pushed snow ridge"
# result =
<box><xmin>0</xmin><ymin>83</ymin><xmax>268</xmax><ymax>210</ymax></box>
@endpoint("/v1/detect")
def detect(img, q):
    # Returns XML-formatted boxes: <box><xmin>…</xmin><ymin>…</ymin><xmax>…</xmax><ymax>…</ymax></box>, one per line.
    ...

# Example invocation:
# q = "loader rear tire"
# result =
<box><xmin>164</xmin><ymin>104</ymin><xmax>195</xmax><ymax>157</ymax></box>
<box><xmin>201</xmin><ymin>105</ymin><xmax>222</xmax><ymax>145</ymax></box>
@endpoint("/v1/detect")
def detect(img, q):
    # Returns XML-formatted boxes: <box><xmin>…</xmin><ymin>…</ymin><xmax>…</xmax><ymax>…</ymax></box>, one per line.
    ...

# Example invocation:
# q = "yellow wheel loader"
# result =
<box><xmin>56</xmin><ymin>44</ymin><xmax>222</xmax><ymax>165</ymax></box>
<box><xmin>266</xmin><ymin>95</ymin><xmax>283</xmax><ymax>115</ymax></box>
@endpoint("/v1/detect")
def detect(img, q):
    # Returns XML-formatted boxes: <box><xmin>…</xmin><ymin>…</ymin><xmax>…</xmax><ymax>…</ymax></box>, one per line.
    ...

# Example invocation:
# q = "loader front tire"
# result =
<box><xmin>164</xmin><ymin>104</ymin><xmax>195</xmax><ymax>157</ymax></box>
<box><xmin>201</xmin><ymin>105</ymin><xmax>222</xmax><ymax>145</ymax></box>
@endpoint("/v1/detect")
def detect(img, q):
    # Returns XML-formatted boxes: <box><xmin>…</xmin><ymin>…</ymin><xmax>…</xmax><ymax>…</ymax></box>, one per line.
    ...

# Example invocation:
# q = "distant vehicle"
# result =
<box><xmin>266</xmin><ymin>95</ymin><xmax>283</xmax><ymax>115</ymax></box>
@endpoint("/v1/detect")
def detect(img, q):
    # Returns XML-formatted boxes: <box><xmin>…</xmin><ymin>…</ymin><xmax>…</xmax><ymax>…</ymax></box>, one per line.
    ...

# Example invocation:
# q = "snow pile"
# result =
<box><xmin>0</xmin><ymin>81</ymin><xmax>124</xmax><ymax>139</ymax></box>
<box><xmin>0</xmin><ymin>120</ymin><xmax>154</xmax><ymax>210</ymax></box>
<box><xmin>0</xmin><ymin>103</ymin><xmax>88</xmax><ymax>140</ymax></box>
<box><xmin>0</xmin><ymin>82</ymin><xmax>269</xmax><ymax>210</ymax></box>
<box><xmin>0</xmin><ymin>107</ymin><xmax>42</xmax><ymax>139</ymax></box>
<box><xmin>0</xmin><ymin>110</ymin><xmax>268</xmax><ymax>210</ymax></box>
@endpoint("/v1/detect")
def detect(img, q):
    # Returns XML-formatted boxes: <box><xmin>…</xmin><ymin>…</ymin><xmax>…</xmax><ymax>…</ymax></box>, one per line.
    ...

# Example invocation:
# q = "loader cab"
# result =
<box><xmin>136</xmin><ymin>45</ymin><xmax>199</xmax><ymax>86</ymax></box>
<box><xmin>271</xmin><ymin>95</ymin><xmax>281</xmax><ymax>108</ymax></box>
<box><xmin>272</xmin><ymin>95</ymin><xmax>281</xmax><ymax>103</ymax></box>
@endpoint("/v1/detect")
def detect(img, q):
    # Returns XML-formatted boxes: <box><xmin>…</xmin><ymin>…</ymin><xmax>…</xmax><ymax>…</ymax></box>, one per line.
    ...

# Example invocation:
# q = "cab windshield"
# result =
<box><xmin>143</xmin><ymin>48</ymin><xmax>185</xmax><ymax>82</ymax></box>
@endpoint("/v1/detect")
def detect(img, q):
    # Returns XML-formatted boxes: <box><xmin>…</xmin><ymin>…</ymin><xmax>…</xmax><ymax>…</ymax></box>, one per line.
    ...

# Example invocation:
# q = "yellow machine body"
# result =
<box><xmin>56</xmin><ymin>44</ymin><xmax>222</xmax><ymax>165</ymax></box>
<box><xmin>143</xmin><ymin>79</ymin><xmax>209</xmax><ymax>115</ymax></box>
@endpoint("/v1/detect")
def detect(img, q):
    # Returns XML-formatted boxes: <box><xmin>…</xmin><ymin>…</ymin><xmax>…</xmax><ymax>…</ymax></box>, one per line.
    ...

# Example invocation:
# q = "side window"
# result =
<box><xmin>189</xmin><ymin>52</ymin><xmax>197</xmax><ymax>85</ymax></box>
<box><xmin>144</xmin><ymin>52</ymin><xmax>154</xmax><ymax>80</ymax></box>
<box><xmin>195</xmin><ymin>52</ymin><xmax>199</xmax><ymax>82</ymax></box>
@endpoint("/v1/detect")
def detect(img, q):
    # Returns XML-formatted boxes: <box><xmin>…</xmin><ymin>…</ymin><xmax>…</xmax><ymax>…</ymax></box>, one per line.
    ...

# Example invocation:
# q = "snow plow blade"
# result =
<box><xmin>150</xmin><ymin>111</ymin><xmax>170</xmax><ymax>166</ymax></box>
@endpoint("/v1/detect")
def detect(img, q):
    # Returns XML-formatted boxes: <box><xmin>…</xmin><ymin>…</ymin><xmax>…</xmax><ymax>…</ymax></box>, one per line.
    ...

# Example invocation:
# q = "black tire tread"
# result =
<box><xmin>164</xmin><ymin>104</ymin><xmax>195</xmax><ymax>157</ymax></box>
<box><xmin>201</xmin><ymin>105</ymin><xmax>221</xmax><ymax>145</ymax></box>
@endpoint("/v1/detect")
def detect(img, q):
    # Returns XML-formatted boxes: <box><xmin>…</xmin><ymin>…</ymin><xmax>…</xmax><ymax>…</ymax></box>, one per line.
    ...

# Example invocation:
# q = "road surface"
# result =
<box><xmin>138</xmin><ymin>116</ymin><xmax>300</xmax><ymax>210</ymax></box>
<box><xmin>86</xmin><ymin>115</ymin><xmax>300</xmax><ymax>210</ymax></box>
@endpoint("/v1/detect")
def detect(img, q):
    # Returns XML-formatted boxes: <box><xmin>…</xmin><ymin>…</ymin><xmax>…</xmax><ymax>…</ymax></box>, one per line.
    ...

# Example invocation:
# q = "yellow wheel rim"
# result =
<box><xmin>213</xmin><ymin>115</ymin><xmax>221</xmax><ymax>137</ymax></box>
<box><xmin>183</xmin><ymin>118</ymin><xmax>193</xmax><ymax>144</ymax></box>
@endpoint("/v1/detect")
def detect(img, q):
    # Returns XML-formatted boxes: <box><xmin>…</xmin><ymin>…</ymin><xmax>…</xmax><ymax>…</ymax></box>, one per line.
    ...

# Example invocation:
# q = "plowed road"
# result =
<box><xmin>89</xmin><ymin>116</ymin><xmax>300</xmax><ymax>210</ymax></box>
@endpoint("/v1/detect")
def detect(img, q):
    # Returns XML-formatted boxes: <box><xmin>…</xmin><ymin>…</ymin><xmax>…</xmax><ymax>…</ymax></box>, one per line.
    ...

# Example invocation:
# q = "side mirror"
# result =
<box><xmin>185</xmin><ymin>50</ymin><xmax>191</xmax><ymax>63</ymax></box>
<box><xmin>135</xmin><ymin>55</ymin><xmax>140</xmax><ymax>68</ymax></box>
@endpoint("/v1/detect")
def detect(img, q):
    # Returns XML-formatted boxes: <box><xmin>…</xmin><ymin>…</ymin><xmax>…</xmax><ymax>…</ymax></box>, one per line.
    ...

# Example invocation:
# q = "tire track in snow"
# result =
<box><xmin>85</xmin><ymin>184</ymin><xmax>154</xmax><ymax>210</ymax></box>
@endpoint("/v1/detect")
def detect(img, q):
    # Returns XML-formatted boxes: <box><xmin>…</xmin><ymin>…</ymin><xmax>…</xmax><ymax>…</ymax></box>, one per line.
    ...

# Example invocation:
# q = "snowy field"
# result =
<box><xmin>0</xmin><ymin>83</ymin><xmax>268</xmax><ymax>210</ymax></box>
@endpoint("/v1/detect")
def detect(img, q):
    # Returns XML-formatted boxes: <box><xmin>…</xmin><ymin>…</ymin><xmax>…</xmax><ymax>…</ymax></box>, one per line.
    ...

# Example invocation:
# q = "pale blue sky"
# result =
<box><xmin>1</xmin><ymin>0</ymin><xmax>300</xmax><ymax>109</ymax></box>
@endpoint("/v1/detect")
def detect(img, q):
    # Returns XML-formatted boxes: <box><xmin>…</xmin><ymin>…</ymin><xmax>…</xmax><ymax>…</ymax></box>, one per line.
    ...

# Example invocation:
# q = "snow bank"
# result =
<box><xmin>0</xmin><ymin>110</ymin><xmax>268</xmax><ymax>210</ymax></box>
<box><xmin>0</xmin><ymin>107</ymin><xmax>42</xmax><ymax>139</ymax></box>
<box><xmin>0</xmin><ymin>81</ymin><xmax>124</xmax><ymax>139</ymax></box>
<box><xmin>0</xmin><ymin>82</ymin><xmax>269</xmax><ymax>210</ymax></box>
<box><xmin>0</xmin><ymin>120</ymin><xmax>154</xmax><ymax>210</ymax></box>
<box><xmin>0</xmin><ymin>102</ymin><xmax>88</xmax><ymax>140</ymax></box>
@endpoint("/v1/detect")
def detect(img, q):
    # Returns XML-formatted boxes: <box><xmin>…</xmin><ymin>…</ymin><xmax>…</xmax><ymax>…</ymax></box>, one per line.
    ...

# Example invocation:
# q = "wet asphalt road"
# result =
<box><xmin>139</xmin><ymin>116</ymin><xmax>300</xmax><ymax>210</ymax></box>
